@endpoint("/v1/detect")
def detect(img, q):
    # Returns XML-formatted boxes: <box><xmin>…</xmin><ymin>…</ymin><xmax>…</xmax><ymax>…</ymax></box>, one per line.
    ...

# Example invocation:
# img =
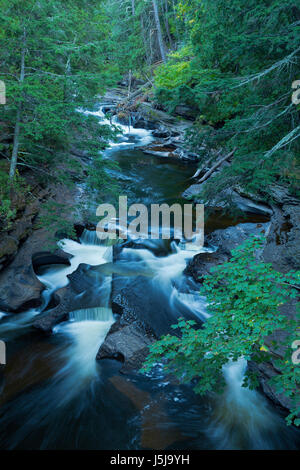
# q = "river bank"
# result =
<box><xmin>0</xmin><ymin>87</ymin><xmax>299</xmax><ymax>449</ymax></box>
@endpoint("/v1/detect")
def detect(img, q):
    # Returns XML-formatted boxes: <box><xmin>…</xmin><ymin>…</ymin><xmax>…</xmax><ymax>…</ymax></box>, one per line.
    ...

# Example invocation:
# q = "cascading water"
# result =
<box><xmin>205</xmin><ymin>357</ymin><xmax>298</xmax><ymax>450</ymax></box>
<box><xmin>0</xmin><ymin>103</ymin><xmax>299</xmax><ymax>450</ymax></box>
<box><xmin>81</xmin><ymin>105</ymin><xmax>154</xmax><ymax>148</ymax></box>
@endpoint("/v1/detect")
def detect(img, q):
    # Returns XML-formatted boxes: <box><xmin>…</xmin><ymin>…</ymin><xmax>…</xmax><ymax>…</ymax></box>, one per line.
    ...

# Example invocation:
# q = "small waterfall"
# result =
<box><xmin>206</xmin><ymin>357</ymin><xmax>292</xmax><ymax>449</ymax></box>
<box><xmin>80</xmin><ymin>105</ymin><xmax>153</xmax><ymax>147</ymax></box>
<box><xmin>69</xmin><ymin>306</ymin><xmax>113</xmax><ymax>322</ymax></box>
<box><xmin>121</xmin><ymin>242</ymin><xmax>208</xmax><ymax>324</ymax></box>
<box><xmin>80</xmin><ymin>228</ymin><xmax>103</xmax><ymax>246</ymax></box>
<box><xmin>80</xmin><ymin>229</ymin><xmax>114</xmax><ymax>262</ymax></box>
<box><xmin>51</xmin><ymin>227</ymin><xmax>115</xmax><ymax>385</ymax></box>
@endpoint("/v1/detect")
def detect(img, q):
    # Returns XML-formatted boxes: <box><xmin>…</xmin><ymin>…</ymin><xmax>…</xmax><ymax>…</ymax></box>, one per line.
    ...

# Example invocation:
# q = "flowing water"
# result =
<box><xmin>0</xmin><ymin>107</ymin><xmax>299</xmax><ymax>450</ymax></box>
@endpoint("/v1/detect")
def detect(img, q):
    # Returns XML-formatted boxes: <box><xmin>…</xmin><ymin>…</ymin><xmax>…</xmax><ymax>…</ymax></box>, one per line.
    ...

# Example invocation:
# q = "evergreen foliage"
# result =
<box><xmin>0</xmin><ymin>0</ymin><xmax>120</xmax><ymax>229</ymax></box>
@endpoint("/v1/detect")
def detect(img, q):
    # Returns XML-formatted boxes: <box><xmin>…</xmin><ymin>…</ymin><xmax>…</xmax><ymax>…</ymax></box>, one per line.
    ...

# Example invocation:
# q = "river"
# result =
<box><xmin>0</xmin><ymin>106</ymin><xmax>299</xmax><ymax>450</ymax></box>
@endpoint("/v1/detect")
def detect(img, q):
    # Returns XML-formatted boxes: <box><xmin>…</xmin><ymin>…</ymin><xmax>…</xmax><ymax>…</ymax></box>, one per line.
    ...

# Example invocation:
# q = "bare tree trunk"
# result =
<box><xmin>131</xmin><ymin>0</ymin><xmax>135</xmax><ymax>15</ymax></box>
<box><xmin>163</xmin><ymin>0</ymin><xmax>172</xmax><ymax>47</ymax></box>
<box><xmin>171</xmin><ymin>0</ymin><xmax>179</xmax><ymax>41</ymax></box>
<box><xmin>140</xmin><ymin>15</ymin><xmax>151</xmax><ymax>65</ymax></box>
<box><xmin>10</xmin><ymin>28</ymin><xmax>26</xmax><ymax>181</ymax></box>
<box><xmin>152</xmin><ymin>0</ymin><xmax>166</xmax><ymax>63</ymax></box>
<box><xmin>128</xmin><ymin>69</ymin><xmax>132</xmax><ymax>97</ymax></box>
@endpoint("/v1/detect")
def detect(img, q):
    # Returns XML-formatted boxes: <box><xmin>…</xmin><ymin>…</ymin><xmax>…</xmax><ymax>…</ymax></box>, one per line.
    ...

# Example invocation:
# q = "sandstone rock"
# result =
<box><xmin>0</xmin><ymin>264</ymin><xmax>44</xmax><ymax>312</ymax></box>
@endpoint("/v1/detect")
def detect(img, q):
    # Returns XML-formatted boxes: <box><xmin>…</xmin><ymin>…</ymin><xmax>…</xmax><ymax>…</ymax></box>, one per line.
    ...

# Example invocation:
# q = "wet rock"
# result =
<box><xmin>185</xmin><ymin>222</ymin><xmax>269</xmax><ymax>282</ymax></box>
<box><xmin>0</xmin><ymin>264</ymin><xmax>44</xmax><ymax>312</ymax></box>
<box><xmin>136</xmin><ymin>102</ymin><xmax>193</xmax><ymax>135</ymax></box>
<box><xmin>33</xmin><ymin>262</ymin><xmax>111</xmax><ymax>332</ymax></box>
<box><xmin>172</xmin><ymin>148</ymin><xmax>199</xmax><ymax>161</ymax></box>
<box><xmin>0</xmin><ymin>202</ymin><xmax>40</xmax><ymax>270</ymax></box>
<box><xmin>116</xmin><ymin>112</ymin><xmax>131</xmax><ymax>126</ymax></box>
<box><xmin>207</xmin><ymin>222</ymin><xmax>270</xmax><ymax>256</ymax></box>
<box><xmin>96</xmin><ymin>315</ymin><xmax>155</xmax><ymax>374</ymax></box>
<box><xmin>32</xmin><ymin>251</ymin><xmax>71</xmax><ymax>271</ymax></box>
<box><xmin>184</xmin><ymin>250</ymin><xmax>228</xmax><ymax>283</ymax></box>
<box><xmin>248</xmin><ymin>360</ymin><xmax>293</xmax><ymax>411</ymax></box>
<box><xmin>111</xmin><ymin>275</ymin><xmax>200</xmax><ymax>338</ymax></box>
<box><xmin>152</xmin><ymin>126</ymin><xmax>170</xmax><ymax>139</ymax></box>
<box><xmin>182</xmin><ymin>185</ymin><xmax>273</xmax><ymax>216</ymax></box>
<box><xmin>33</xmin><ymin>285</ymin><xmax>70</xmax><ymax>332</ymax></box>
<box><xmin>96</xmin><ymin>267</ymin><xmax>205</xmax><ymax>372</ymax></box>
<box><xmin>133</xmin><ymin>115</ymin><xmax>157</xmax><ymax>130</ymax></box>
<box><xmin>262</xmin><ymin>203</ymin><xmax>300</xmax><ymax>273</ymax></box>
<box><xmin>142</xmin><ymin>148</ymin><xmax>176</xmax><ymax>158</ymax></box>
<box><xmin>247</xmin><ymin>340</ymin><xmax>295</xmax><ymax>413</ymax></box>
<box><xmin>0</xmin><ymin>236</ymin><xmax>18</xmax><ymax>269</ymax></box>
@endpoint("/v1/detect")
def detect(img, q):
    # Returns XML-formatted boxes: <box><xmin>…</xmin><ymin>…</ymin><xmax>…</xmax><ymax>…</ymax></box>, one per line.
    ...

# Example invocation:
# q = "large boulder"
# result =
<box><xmin>97</xmin><ymin>267</ymin><xmax>203</xmax><ymax>372</ymax></box>
<box><xmin>96</xmin><ymin>313</ymin><xmax>155</xmax><ymax>374</ymax></box>
<box><xmin>185</xmin><ymin>222</ymin><xmax>269</xmax><ymax>283</ymax></box>
<box><xmin>111</xmin><ymin>275</ymin><xmax>200</xmax><ymax>338</ymax></box>
<box><xmin>207</xmin><ymin>222</ymin><xmax>270</xmax><ymax>255</ymax></box>
<box><xmin>184</xmin><ymin>250</ymin><xmax>228</xmax><ymax>283</ymax></box>
<box><xmin>262</xmin><ymin>203</ymin><xmax>300</xmax><ymax>273</ymax></box>
<box><xmin>0</xmin><ymin>263</ymin><xmax>44</xmax><ymax>312</ymax></box>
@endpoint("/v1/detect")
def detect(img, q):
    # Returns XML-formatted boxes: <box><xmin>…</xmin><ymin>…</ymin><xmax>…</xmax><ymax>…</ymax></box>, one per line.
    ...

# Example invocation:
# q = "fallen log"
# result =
<box><xmin>197</xmin><ymin>148</ymin><xmax>236</xmax><ymax>184</ymax></box>
<box><xmin>191</xmin><ymin>151</ymin><xmax>221</xmax><ymax>179</ymax></box>
<box><xmin>122</xmin><ymin>81</ymin><xmax>152</xmax><ymax>104</ymax></box>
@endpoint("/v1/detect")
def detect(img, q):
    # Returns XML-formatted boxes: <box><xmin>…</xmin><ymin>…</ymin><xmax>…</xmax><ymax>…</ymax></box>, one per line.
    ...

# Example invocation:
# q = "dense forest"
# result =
<box><xmin>0</xmin><ymin>0</ymin><xmax>299</xmax><ymax>451</ymax></box>
<box><xmin>1</xmin><ymin>0</ymin><xmax>299</xmax><ymax>216</ymax></box>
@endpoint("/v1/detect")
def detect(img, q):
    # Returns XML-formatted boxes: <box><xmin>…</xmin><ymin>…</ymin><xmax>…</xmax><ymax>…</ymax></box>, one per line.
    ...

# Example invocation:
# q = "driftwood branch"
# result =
<box><xmin>121</xmin><ymin>81</ymin><xmax>152</xmax><ymax>104</ymax></box>
<box><xmin>191</xmin><ymin>150</ymin><xmax>222</xmax><ymax>179</ymax></box>
<box><xmin>197</xmin><ymin>148</ymin><xmax>236</xmax><ymax>184</ymax></box>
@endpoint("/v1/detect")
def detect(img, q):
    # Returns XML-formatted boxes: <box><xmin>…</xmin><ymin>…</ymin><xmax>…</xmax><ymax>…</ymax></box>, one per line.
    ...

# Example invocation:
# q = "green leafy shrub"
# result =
<box><xmin>142</xmin><ymin>236</ymin><xmax>300</xmax><ymax>426</ymax></box>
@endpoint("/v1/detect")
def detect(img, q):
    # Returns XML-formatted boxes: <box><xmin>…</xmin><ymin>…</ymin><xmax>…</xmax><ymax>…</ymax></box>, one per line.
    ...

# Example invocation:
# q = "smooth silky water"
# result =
<box><xmin>0</xmin><ymin>107</ymin><xmax>299</xmax><ymax>449</ymax></box>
